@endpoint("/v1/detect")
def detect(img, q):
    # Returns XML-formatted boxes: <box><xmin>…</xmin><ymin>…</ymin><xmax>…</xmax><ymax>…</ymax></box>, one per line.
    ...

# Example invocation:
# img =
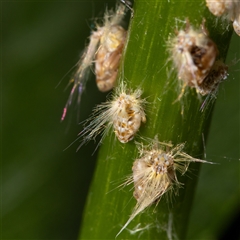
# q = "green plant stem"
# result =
<box><xmin>79</xmin><ymin>0</ymin><xmax>232</xmax><ymax>239</ymax></box>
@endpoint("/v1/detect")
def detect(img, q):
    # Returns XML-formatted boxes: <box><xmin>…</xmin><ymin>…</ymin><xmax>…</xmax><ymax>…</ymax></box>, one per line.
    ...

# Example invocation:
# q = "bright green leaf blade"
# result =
<box><xmin>79</xmin><ymin>0</ymin><xmax>233</xmax><ymax>239</ymax></box>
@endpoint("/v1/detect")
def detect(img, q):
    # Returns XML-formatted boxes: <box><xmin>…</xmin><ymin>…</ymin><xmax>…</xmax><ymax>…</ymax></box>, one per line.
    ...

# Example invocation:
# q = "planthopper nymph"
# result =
<box><xmin>61</xmin><ymin>3</ymin><xmax>129</xmax><ymax>121</ymax></box>
<box><xmin>116</xmin><ymin>136</ymin><xmax>214</xmax><ymax>237</ymax></box>
<box><xmin>77</xmin><ymin>82</ymin><xmax>146</xmax><ymax>150</ymax></box>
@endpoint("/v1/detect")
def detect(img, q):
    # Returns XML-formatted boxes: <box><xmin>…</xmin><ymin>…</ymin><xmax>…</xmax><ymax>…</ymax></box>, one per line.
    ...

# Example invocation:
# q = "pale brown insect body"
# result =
<box><xmin>206</xmin><ymin>0</ymin><xmax>240</xmax><ymax>36</ymax></box>
<box><xmin>170</xmin><ymin>21</ymin><xmax>218</xmax><ymax>95</ymax></box>
<box><xmin>116</xmin><ymin>137</ymin><xmax>213</xmax><ymax>237</ymax></box>
<box><xmin>132</xmin><ymin>148</ymin><xmax>176</xmax><ymax>201</ymax></box>
<box><xmin>206</xmin><ymin>0</ymin><xmax>240</xmax><ymax>18</ymax></box>
<box><xmin>61</xmin><ymin>4</ymin><xmax>128</xmax><ymax>120</ymax></box>
<box><xmin>233</xmin><ymin>15</ymin><xmax>240</xmax><ymax>35</ymax></box>
<box><xmin>112</xmin><ymin>90</ymin><xmax>146</xmax><ymax>143</ymax></box>
<box><xmin>79</xmin><ymin>83</ymin><xmax>146</xmax><ymax>147</ymax></box>
<box><xmin>206</xmin><ymin>0</ymin><xmax>227</xmax><ymax>16</ymax></box>
<box><xmin>95</xmin><ymin>25</ymin><xmax>127</xmax><ymax>92</ymax></box>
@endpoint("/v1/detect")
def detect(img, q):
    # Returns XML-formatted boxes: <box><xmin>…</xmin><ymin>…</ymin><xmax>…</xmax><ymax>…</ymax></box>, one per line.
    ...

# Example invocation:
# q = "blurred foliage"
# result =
<box><xmin>2</xmin><ymin>1</ymin><xmax>239</xmax><ymax>239</ymax></box>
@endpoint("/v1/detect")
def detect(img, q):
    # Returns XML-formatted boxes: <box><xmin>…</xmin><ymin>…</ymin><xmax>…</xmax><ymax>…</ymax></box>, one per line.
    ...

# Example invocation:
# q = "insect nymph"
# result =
<box><xmin>206</xmin><ymin>0</ymin><xmax>240</xmax><ymax>36</ymax></box>
<box><xmin>78</xmin><ymin>82</ymin><xmax>146</xmax><ymax>148</ymax></box>
<box><xmin>61</xmin><ymin>4</ymin><xmax>128</xmax><ymax>120</ymax></box>
<box><xmin>169</xmin><ymin>20</ymin><xmax>219</xmax><ymax>97</ymax></box>
<box><xmin>116</xmin><ymin>136</ymin><xmax>213</xmax><ymax>237</ymax></box>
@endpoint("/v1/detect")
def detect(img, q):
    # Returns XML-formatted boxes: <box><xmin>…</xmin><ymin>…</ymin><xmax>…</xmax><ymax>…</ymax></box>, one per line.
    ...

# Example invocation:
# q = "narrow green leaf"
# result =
<box><xmin>79</xmin><ymin>0</ymin><xmax>233</xmax><ymax>239</ymax></box>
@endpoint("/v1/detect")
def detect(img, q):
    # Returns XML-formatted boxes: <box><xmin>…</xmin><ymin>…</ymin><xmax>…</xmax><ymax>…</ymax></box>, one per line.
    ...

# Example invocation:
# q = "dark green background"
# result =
<box><xmin>2</xmin><ymin>1</ymin><xmax>239</xmax><ymax>239</ymax></box>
